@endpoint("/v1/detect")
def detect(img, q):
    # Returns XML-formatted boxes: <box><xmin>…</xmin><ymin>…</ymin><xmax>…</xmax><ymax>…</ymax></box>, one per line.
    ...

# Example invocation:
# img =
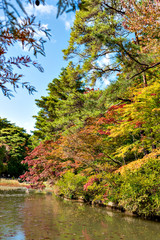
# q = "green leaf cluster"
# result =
<box><xmin>0</xmin><ymin>118</ymin><xmax>31</xmax><ymax>177</ymax></box>
<box><xmin>56</xmin><ymin>171</ymin><xmax>87</xmax><ymax>199</ymax></box>
<box><xmin>114</xmin><ymin>157</ymin><xmax>160</xmax><ymax>217</ymax></box>
<box><xmin>33</xmin><ymin>62</ymin><xmax>105</xmax><ymax>140</ymax></box>
<box><xmin>23</xmin><ymin>0</ymin><xmax>160</xmax><ymax>218</ymax></box>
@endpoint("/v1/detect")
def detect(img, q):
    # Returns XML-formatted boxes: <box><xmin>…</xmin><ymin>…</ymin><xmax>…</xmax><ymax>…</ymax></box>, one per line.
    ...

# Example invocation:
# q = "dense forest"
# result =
<box><xmin>0</xmin><ymin>0</ymin><xmax>160</xmax><ymax>219</ymax></box>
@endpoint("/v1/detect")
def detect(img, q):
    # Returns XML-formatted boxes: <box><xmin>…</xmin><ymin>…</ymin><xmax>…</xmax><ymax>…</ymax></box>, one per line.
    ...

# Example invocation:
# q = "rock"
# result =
<box><xmin>107</xmin><ymin>201</ymin><xmax>118</xmax><ymax>208</ymax></box>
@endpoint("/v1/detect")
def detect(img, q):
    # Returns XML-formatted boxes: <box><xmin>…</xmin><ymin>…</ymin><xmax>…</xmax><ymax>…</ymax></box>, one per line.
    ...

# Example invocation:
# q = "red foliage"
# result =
<box><xmin>107</xmin><ymin>104</ymin><xmax>126</xmax><ymax>111</ymax></box>
<box><xmin>134</xmin><ymin>121</ymin><xmax>145</xmax><ymax>128</ymax></box>
<box><xmin>83</xmin><ymin>176</ymin><xmax>99</xmax><ymax>191</ymax></box>
<box><xmin>0</xmin><ymin>13</ymin><xmax>50</xmax><ymax>97</ymax></box>
<box><xmin>83</xmin><ymin>87</ymin><xmax>95</xmax><ymax>94</ymax></box>
<box><xmin>98</xmin><ymin>129</ymin><xmax>110</xmax><ymax>135</ymax></box>
<box><xmin>96</xmin><ymin>104</ymin><xmax>126</xmax><ymax>136</ymax></box>
<box><xmin>20</xmin><ymin>141</ymin><xmax>55</xmax><ymax>189</ymax></box>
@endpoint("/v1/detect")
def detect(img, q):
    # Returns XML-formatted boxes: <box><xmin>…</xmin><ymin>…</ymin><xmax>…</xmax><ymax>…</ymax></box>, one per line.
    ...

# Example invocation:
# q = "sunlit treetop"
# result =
<box><xmin>63</xmin><ymin>0</ymin><xmax>160</xmax><ymax>87</ymax></box>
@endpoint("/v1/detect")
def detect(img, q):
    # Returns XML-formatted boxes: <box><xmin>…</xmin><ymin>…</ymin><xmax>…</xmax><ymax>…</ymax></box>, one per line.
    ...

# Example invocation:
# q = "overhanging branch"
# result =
<box><xmin>130</xmin><ymin>62</ymin><xmax>160</xmax><ymax>80</ymax></box>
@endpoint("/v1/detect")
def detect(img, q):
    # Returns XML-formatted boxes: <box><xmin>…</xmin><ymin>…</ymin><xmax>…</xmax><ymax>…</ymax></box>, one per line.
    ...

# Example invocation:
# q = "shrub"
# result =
<box><xmin>83</xmin><ymin>172</ymin><xmax>116</xmax><ymax>204</ymax></box>
<box><xmin>114</xmin><ymin>157</ymin><xmax>160</xmax><ymax>217</ymax></box>
<box><xmin>56</xmin><ymin>171</ymin><xmax>87</xmax><ymax>199</ymax></box>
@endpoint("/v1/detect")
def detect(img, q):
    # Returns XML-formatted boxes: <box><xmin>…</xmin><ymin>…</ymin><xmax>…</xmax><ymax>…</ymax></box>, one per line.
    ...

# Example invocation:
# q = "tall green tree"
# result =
<box><xmin>63</xmin><ymin>0</ymin><xmax>160</xmax><ymax>88</ymax></box>
<box><xmin>33</xmin><ymin>62</ymin><xmax>85</xmax><ymax>140</ymax></box>
<box><xmin>34</xmin><ymin>62</ymin><xmax>105</xmax><ymax>140</ymax></box>
<box><xmin>0</xmin><ymin>118</ymin><xmax>31</xmax><ymax>177</ymax></box>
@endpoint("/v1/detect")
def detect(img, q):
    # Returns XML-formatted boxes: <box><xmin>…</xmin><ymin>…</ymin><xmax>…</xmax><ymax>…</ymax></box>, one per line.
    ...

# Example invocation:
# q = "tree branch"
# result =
<box><xmin>117</xmin><ymin>97</ymin><xmax>132</xmax><ymax>102</ymax></box>
<box><xmin>93</xmin><ymin>66</ymin><xmax>121</xmax><ymax>73</ymax></box>
<box><xmin>130</xmin><ymin>62</ymin><xmax>160</xmax><ymax>80</ymax></box>
<box><xmin>106</xmin><ymin>154</ymin><xmax>122</xmax><ymax>165</ymax></box>
<box><xmin>102</xmin><ymin>2</ymin><xmax>125</xmax><ymax>15</ymax></box>
<box><xmin>119</xmin><ymin>44</ymin><xmax>149</xmax><ymax>67</ymax></box>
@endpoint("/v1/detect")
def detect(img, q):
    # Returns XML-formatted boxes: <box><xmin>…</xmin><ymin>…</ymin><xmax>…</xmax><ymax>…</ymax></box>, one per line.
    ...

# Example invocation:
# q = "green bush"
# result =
<box><xmin>114</xmin><ymin>158</ymin><xmax>160</xmax><ymax>217</ymax></box>
<box><xmin>56</xmin><ymin>171</ymin><xmax>87</xmax><ymax>199</ymax></box>
<box><xmin>56</xmin><ymin>157</ymin><xmax>160</xmax><ymax>218</ymax></box>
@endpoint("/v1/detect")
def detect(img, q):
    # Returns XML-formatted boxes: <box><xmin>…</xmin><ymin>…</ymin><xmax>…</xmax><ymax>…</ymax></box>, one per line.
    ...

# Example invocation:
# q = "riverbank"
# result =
<box><xmin>57</xmin><ymin>194</ymin><xmax>160</xmax><ymax>222</ymax></box>
<box><xmin>0</xmin><ymin>178</ymin><xmax>28</xmax><ymax>188</ymax></box>
<box><xmin>1</xmin><ymin>178</ymin><xmax>159</xmax><ymax>222</ymax></box>
<box><xmin>51</xmin><ymin>184</ymin><xmax>160</xmax><ymax>222</ymax></box>
<box><xmin>0</xmin><ymin>179</ymin><xmax>29</xmax><ymax>194</ymax></box>
<box><xmin>0</xmin><ymin>178</ymin><xmax>54</xmax><ymax>194</ymax></box>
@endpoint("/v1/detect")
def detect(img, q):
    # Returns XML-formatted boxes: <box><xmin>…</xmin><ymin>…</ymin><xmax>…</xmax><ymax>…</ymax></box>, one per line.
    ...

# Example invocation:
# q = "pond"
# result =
<box><xmin>0</xmin><ymin>191</ymin><xmax>160</xmax><ymax>240</ymax></box>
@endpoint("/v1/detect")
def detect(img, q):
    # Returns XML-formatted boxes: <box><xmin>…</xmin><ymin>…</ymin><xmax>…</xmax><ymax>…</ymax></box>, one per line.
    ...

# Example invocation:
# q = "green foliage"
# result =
<box><xmin>33</xmin><ymin>63</ymin><xmax>85</xmax><ymax>140</ymax></box>
<box><xmin>56</xmin><ymin>171</ymin><xmax>87</xmax><ymax>199</ymax></box>
<box><xmin>0</xmin><ymin>160</ymin><xmax>3</xmax><ymax>175</ymax></box>
<box><xmin>0</xmin><ymin>145</ymin><xmax>7</xmax><ymax>175</ymax></box>
<box><xmin>34</xmin><ymin>63</ymin><xmax>105</xmax><ymax>140</ymax></box>
<box><xmin>0</xmin><ymin>118</ymin><xmax>31</xmax><ymax>177</ymax></box>
<box><xmin>114</xmin><ymin>157</ymin><xmax>160</xmax><ymax>217</ymax></box>
<box><xmin>23</xmin><ymin>0</ymin><xmax>160</xmax><ymax>219</ymax></box>
<box><xmin>63</xmin><ymin>0</ymin><xmax>126</xmax><ymax>85</ymax></box>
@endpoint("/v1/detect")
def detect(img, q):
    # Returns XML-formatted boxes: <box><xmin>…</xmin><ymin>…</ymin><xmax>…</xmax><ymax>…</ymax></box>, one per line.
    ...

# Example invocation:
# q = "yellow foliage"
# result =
<box><xmin>116</xmin><ymin>149</ymin><xmax>160</xmax><ymax>175</ymax></box>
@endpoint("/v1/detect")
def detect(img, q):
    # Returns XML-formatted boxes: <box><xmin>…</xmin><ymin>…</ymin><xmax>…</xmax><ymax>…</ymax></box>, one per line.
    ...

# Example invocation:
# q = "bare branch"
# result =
<box><xmin>102</xmin><ymin>2</ymin><xmax>125</xmax><ymax>15</ymax></box>
<box><xmin>130</xmin><ymin>62</ymin><xmax>160</xmax><ymax>80</ymax></box>
<box><xmin>117</xmin><ymin>97</ymin><xmax>132</xmax><ymax>102</ymax></box>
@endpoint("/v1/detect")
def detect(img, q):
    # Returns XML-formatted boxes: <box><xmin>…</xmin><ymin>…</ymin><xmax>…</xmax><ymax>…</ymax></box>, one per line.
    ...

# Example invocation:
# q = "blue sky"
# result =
<box><xmin>0</xmin><ymin>0</ymin><xmax>75</xmax><ymax>133</ymax></box>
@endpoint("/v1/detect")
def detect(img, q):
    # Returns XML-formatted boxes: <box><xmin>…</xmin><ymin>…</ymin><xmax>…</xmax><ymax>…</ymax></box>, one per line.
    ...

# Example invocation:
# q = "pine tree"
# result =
<box><xmin>33</xmin><ymin>62</ymin><xmax>85</xmax><ymax>140</ymax></box>
<box><xmin>63</xmin><ymin>0</ymin><xmax>160</xmax><ymax>87</ymax></box>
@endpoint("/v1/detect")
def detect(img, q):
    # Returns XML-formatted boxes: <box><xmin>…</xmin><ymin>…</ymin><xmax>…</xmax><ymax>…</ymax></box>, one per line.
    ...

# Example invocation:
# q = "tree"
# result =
<box><xmin>109</xmin><ymin>81</ymin><xmax>160</xmax><ymax>158</ymax></box>
<box><xmin>21</xmin><ymin>117</ymin><xmax>105</xmax><ymax>188</ymax></box>
<box><xmin>0</xmin><ymin>0</ymin><xmax>50</xmax><ymax>97</ymax></box>
<box><xmin>63</xmin><ymin>0</ymin><xmax>160</xmax><ymax>88</ymax></box>
<box><xmin>33</xmin><ymin>62</ymin><xmax>104</xmax><ymax>140</ymax></box>
<box><xmin>0</xmin><ymin>118</ymin><xmax>31</xmax><ymax>177</ymax></box>
<box><xmin>121</xmin><ymin>0</ymin><xmax>160</xmax><ymax>86</ymax></box>
<box><xmin>33</xmin><ymin>62</ymin><xmax>85</xmax><ymax>140</ymax></box>
<box><xmin>63</xmin><ymin>0</ymin><xmax>126</xmax><ymax>85</ymax></box>
<box><xmin>96</xmin><ymin>80</ymin><xmax>160</xmax><ymax>166</ymax></box>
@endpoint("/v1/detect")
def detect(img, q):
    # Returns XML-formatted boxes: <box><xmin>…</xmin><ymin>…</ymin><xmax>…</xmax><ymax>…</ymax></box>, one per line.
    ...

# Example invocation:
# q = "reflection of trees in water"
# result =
<box><xmin>0</xmin><ymin>196</ymin><xmax>25</xmax><ymax>239</ymax></box>
<box><xmin>23</xmin><ymin>194</ymin><xmax>60</xmax><ymax>239</ymax></box>
<box><xmin>22</xmin><ymin>195</ymin><xmax>160</xmax><ymax>240</ymax></box>
<box><xmin>0</xmin><ymin>194</ymin><xmax>160</xmax><ymax>240</ymax></box>
<box><xmin>22</xmin><ymin>195</ymin><xmax>109</xmax><ymax>239</ymax></box>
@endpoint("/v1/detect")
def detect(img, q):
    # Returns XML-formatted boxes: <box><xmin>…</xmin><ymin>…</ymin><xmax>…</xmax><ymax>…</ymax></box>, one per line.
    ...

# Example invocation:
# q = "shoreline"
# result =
<box><xmin>61</xmin><ymin>196</ymin><xmax>160</xmax><ymax>222</ymax></box>
<box><xmin>0</xmin><ymin>179</ymin><xmax>160</xmax><ymax>222</ymax></box>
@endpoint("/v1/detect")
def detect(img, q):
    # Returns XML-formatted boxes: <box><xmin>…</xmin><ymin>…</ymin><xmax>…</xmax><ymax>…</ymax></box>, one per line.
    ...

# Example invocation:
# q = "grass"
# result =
<box><xmin>0</xmin><ymin>178</ymin><xmax>29</xmax><ymax>188</ymax></box>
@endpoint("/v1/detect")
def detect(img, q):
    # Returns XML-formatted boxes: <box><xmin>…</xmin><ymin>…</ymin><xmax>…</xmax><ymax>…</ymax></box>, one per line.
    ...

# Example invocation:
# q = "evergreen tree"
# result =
<box><xmin>34</xmin><ymin>62</ymin><xmax>105</xmax><ymax>140</ymax></box>
<box><xmin>33</xmin><ymin>62</ymin><xmax>85</xmax><ymax>140</ymax></box>
<box><xmin>63</xmin><ymin>0</ymin><xmax>159</xmax><ymax>88</ymax></box>
<box><xmin>0</xmin><ymin>118</ymin><xmax>31</xmax><ymax>177</ymax></box>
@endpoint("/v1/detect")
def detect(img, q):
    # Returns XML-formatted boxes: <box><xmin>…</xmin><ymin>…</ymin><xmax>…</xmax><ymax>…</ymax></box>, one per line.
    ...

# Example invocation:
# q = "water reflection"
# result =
<box><xmin>0</xmin><ymin>193</ymin><xmax>159</xmax><ymax>240</ymax></box>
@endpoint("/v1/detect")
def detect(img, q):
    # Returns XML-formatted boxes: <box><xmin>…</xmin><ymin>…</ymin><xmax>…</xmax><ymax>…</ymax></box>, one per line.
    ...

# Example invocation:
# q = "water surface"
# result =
<box><xmin>0</xmin><ymin>192</ymin><xmax>159</xmax><ymax>240</ymax></box>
